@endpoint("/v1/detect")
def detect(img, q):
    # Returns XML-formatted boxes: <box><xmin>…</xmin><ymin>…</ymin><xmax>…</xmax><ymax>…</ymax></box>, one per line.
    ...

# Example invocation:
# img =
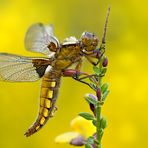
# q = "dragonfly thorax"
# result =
<box><xmin>53</xmin><ymin>43</ymin><xmax>81</xmax><ymax>70</ymax></box>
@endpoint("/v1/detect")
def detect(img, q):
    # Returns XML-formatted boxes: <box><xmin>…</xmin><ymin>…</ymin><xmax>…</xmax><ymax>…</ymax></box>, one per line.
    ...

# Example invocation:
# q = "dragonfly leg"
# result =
<box><xmin>85</xmin><ymin>55</ymin><xmax>99</xmax><ymax>66</ymax></box>
<box><xmin>62</xmin><ymin>69</ymin><xmax>88</xmax><ymax>78</ymax></box>
<box><xmin>72</xmin><ymin>74</ymin><xmax>98</xmax><ymax>90</ymax></box>
<box><xmin>62</xmin><ymin>69</ymin><xmax>97</xmax><ymax>89</ymax></box>
<box><xmin>62</xmin><ymin>59</ymin><xmax>98</xmax><ymax>89</ymax></box>
<box><xmin>62</xmin><ymin>59</ymin><xmax>85</xmax><ymax>78</ymax></box>
<box><xmin>95</xmin><ymin>6</ymin><xmax>110</xmax><ymax>65</ymax></box>
<box><xmin>75</xmin><ymin>59</ymin><xmax>82</xmax><ymax>71</ymax></box>
<box><xmin>87</xmin><ymin>7</ymin><xmax>110</xmax><ymax>66</ymax></box>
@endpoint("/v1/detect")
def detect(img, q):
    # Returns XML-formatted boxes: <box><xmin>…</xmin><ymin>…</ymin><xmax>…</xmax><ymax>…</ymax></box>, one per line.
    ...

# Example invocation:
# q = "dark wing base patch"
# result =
<box><xmin>0</xmin><ymin>53</ymin><xmax>51</xmax><ymax>82</ymax></box>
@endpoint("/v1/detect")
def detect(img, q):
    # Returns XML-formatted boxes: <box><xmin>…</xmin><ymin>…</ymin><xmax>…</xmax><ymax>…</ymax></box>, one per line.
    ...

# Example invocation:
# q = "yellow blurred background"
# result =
<box><xmin>0</xmin><ymin>0</ymin><xmax>148</xmax><ymax>148</ymax></box>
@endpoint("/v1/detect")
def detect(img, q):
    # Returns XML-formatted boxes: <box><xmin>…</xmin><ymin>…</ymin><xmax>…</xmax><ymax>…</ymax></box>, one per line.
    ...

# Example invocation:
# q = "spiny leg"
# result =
<box><xmin>75</xmin><ymin>58</ymin><xmax>83</xmax><ymax>71</ymax></box>
<box><xmin>99</xmin><ymin>6</ymin><xmax>110</xmax><ymax>56</ymax></box>
<box><xmin>62</xmin><ymin>69</ymin><xmax>98</xmax><ymax>90</ymax></box>
<box><xmin>102</xmin><ymin>6</ymin><xmax>110</xmax><ymax>45</ymax></box>
<box><xmin>92</xmin><ymin>6</ymin><xmax>110</xmax><ymax>66</ymax></box>
<box><xmin>62</xmin><ymin>59</ymin><xmax>98</xmax><ymax>89</ymax></box>
<box><xmin>85</xmin><ymin>55</ymin><xmax>99</xmax><ymax>66</ymax></box>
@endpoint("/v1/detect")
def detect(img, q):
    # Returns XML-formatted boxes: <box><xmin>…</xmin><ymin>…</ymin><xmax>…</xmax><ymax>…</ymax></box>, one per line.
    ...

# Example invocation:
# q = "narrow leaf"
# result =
<box><xmin>85</xmin><ymin>143</ymin><xmax>93</xmax><ymax>148</ymax></box>
<box><xmin>87</xmin><ymin>136</ymin><xmax>94</xmax><ymax>144</ymax></box>
<box><xmin>101</xmin><ymin>83</ymin><xmax>109</xmax><ymax>94</ymax></box>
<box><xmin>85</xmin><ymin>137</ymin><xmax>94</xmax><ymax>148</ymax></box>
<box><xmin>92</xmin><ymin>119</ymin><xmax>97</xmax><ymax>127</ymax></box>
<box><xmin>93</xmin><ymin>66</ymin><xmax>101</xmax><ymax>75</ymax></box>
<box><xmin>102</xmin><ymin>90</ymin><xmax>110</xmax><ymax>101</ymax></box>
<box><xmin>100</xmin><ymin>67</ymin><xmax>107</xmax><ymax>75</ymax></box>
<box><xmin>86</xmin><ymin>96</ymin><xmax>97</xmax><ymax>105</ymax></box>
<box><xmin>101</xmin><ymin>117</ymin><xmax>108</xmax><ymax>129</ymax></box>
<box><xmin>79</xmin><ymin>112</ymin><xmax>94</xmax><ymax>120</ymax></box>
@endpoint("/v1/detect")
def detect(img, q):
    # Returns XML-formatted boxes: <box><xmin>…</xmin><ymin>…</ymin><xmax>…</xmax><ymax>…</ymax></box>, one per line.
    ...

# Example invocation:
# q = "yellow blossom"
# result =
<box><xmin>55</xmin><ymin>116</ymin><xmax>95</xmax><ymax>144</ymax></box>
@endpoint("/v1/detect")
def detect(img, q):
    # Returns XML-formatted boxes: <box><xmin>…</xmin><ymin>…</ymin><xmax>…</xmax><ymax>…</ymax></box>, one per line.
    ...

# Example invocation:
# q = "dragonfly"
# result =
<box><xmin>0</xmin><ymin>8</ymin><xmax>110</xmax><ymax>137</ymax></box>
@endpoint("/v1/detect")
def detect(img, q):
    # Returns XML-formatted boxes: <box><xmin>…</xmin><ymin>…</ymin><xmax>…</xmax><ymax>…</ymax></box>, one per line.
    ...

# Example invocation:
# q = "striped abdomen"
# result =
<box><xmin>24</xmin><ymin>71</ymin><xmax>61</xmax><ymax>137</ymax></box>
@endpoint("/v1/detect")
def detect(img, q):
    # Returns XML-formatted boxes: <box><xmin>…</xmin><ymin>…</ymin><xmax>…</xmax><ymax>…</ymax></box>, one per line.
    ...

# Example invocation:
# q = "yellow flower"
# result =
<box><xmin>55</xmin><ymin>116</ymin><xmax>95</xmax><ymax>145</ymax></box>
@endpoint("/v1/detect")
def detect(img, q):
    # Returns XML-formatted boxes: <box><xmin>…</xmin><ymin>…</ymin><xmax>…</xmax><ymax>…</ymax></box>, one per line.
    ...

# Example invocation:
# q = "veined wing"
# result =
<box><xmin>0</xmin><ymin>53</ymin><xmax>52</xmax><ymax>82</ymax></box>
<box><xmin>24</xmin><ymin>23</ymin><xmax>59</xmax><ymax>57</ymax></box>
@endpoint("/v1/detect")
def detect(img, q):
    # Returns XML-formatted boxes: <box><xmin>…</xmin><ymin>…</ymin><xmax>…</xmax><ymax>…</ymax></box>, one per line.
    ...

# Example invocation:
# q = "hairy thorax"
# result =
<box><xmin>53</xmin><ymin>44</ymin><xmax>81</xmax><ymax>70</ymax></box>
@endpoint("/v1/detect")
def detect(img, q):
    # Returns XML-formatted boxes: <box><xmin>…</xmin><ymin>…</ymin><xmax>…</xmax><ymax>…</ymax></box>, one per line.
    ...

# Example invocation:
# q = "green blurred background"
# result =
<box><xmin>0</xmin><ymin>0</ymin><xmax>148</xmax><ymax>148</ymax></box>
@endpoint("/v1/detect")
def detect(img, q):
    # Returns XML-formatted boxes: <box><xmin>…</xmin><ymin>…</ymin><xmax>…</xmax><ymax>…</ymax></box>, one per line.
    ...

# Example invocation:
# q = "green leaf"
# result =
<box><xmin>85</xmin><ymin>143</ymin><xmax>92</xmax><ymax>148</ymax></box>
<box><xmin>102</xmin><ymin>90</ymin><xmax>110</xmax><ymax>101</ymax></box>
<box><xmin>92</xmin><ymin>119</ymin><xmax>97</xmax><ymax>127</ymax></box>
<box><xmin>79</xmin><ymin>112</ymin><xmax>95</xmax><ymax>120</ymax></box>
<box><xmin>93</xmin><ymin>66</ymin><xmax>101</xmax><ymax>75</ymax></box>
<box><xmin>87</xmin><ymin>136</ymin><xmax>94</xmax><ymax>143</ymax></box>
<box><xmin>100</xmin><ymin>67</ymin><xmax>107</xmax><ymax>75</ymax></box>
<box><xmin>94</xmin><ymin>139</ymin><xmax>99</xmax><ymax>145</ymax></box>
<box><xmin>85</xmin><ymin>137</ymin><xmax>94</xmax><ymax>148</ymax></box>
<box><xmin>100</xmin><ymin>128</ymin><xmax>104</xmax><ymax>139</ymax></box>
<box><xmin>85</xmin><ymin>96</ymin><xmax>97</xmax><ymax>105</ymax></box>
<box><xmin>101</xmin><ymin>83</ymin><xmax>109</xmax><ymax>94</ymax></box>
<box><xmin>101</xmin><ymin>117</ymin><xmax>108</xmax><ymax>129</ymax></box>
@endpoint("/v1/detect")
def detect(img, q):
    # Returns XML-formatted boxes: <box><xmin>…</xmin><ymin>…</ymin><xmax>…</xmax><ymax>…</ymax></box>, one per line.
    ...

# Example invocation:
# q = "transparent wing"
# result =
<box><xmin>0</xmin><ymin>53</ymin><xmax>51</xmax><ymax>82</ymax></box>
<box><xmin>24</xmin><ymin>23</ymin><xmax>59</xmax><ymax>56</ymax></box>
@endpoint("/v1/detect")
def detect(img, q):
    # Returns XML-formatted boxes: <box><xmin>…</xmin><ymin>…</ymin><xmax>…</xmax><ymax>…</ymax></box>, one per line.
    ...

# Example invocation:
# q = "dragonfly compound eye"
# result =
<box><xmin>81</xmin><ymin>32</ymin><xmax>93</xmax><ymax>46</ymax></box>
<box><xmin>81</xmin><ymin>32</ymin><xmax>99</xmax><ymax>52</ymax></box>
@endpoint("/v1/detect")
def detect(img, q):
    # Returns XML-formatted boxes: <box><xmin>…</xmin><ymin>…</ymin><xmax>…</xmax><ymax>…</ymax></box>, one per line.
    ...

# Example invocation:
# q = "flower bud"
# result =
<box><xmin>90</xmin><ymin>104</ymin><xmax>95</xmax><ymax>115</ymax></box>
<box><xmin>84</xmin><ymin>94</ymin><xmax>97</xmax><ymax>103</ymax></box>
<box><xmin>96</xmin><ymin>88</ymin><xmax>101</xmax><ymax>100</ymax></box>
<box><xmin>102</xmin><ymin>57</ymin><xmax>108</xmax><ymax>67</ymax></box>
<box><xmin>84</xmin><ymin>94</ymin><xmax>97</xmax><ymax>115</ymax></box>
<box><xmin>70</xmin><ymin>136</ymin><xmax>85</xmax><ymax>146</ymax></box>
<box><xmin>89</xmin><ymin>94</ymin><xmax>98</xmax><ymax>101</ymax></box>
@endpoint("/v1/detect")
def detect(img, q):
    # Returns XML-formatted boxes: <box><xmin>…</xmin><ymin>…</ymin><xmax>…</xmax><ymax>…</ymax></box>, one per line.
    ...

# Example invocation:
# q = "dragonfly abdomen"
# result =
<box><xmin>24</xmin><ymin>71</ymin><xmax>61</xmax><ymax>137</ymax></box>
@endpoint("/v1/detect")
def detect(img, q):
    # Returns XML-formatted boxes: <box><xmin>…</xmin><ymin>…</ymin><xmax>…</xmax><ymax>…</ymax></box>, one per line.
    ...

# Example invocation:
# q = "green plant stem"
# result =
<box><xmin>96</xmin><ymin>103</ymin><xmax>102</xmax><ymax>148</ymax></box>
<box><xmin>97</xmin><ymin>59</ymin><xmax>103</xmax><ymax>147</ymax></box>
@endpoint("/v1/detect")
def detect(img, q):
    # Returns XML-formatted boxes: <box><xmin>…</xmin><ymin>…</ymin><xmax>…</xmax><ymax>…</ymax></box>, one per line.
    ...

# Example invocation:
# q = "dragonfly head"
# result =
<box><xmin>81</xmin><ymin>32</ymin><xmax>99</xmax><ymax>54</ymax></box>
